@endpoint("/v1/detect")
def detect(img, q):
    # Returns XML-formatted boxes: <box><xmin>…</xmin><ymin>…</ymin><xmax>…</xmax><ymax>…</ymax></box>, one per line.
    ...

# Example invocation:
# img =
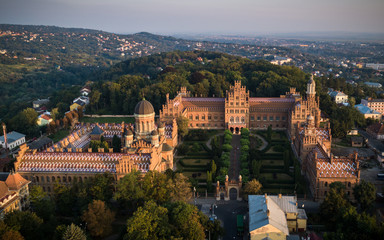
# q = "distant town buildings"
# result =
<box><xmin>270</xmin><ymin>56</ymin><xmax>292</xmax><ymax>65</ymax></box>
<box><xmin>328</xmin><ymin>90</ymin><xmax>348</xmax><ymax>104</ymax></box>
<box><xmin>361</xmin><ymin>98</ymin><xmax>384</xmax><ymax>115</ymax></box>
<box><xmin>366</xmin><ymin>63</ymin><xmax>384</xmax><ymax>71</ymax></box>
<box><xmin>32</xmin><ymin>98</ymin><xmax>50</xmax><ymax>113</ymax></box>
<box><xmin>364</xmin><ymin>82</ymin><xmax>382</xmax><ymax>88</ymax></box>
<box><xmin>37</xmin><ymin>113</ymin><xmax>53</xmax><ymax>126</ymax></box>
<box><xmin>354</xmin><ymin>104</ymin><xmax>381</xmax><ymax>120</ymax></box>
<box><xmin>366</xmin><ymin>122</ymin><xmax>384</xmax><ymax>140</ymax></box>
<box><xmin>0</xmin><ymin>125</ymin><xmax>26</xmax><ymax>150</ymax></box>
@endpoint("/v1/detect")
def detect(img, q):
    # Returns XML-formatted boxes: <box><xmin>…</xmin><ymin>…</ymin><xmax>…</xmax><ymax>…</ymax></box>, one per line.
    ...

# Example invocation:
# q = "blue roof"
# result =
<box><xmin>355</xmin><ymin>104</ymin><xmax>380</xmax><ymax>115</ymax></box>
<box><xmin>90</xmin><ymin>125</ymin><xmax>104</xmax><ymax>135</ymax></box>
<box><xmin>0</xmin><ymin>131</ymin><xmax>26</xmax><ymax>144</ymax></box>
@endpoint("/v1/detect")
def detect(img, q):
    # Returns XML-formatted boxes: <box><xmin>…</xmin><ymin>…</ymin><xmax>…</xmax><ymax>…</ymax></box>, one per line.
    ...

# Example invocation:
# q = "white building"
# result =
<box><xmin>328</xmin><ymin>90</ymin><xmax>348</xmax><ymax>104</ymax></box>
<box><xmin>0</xmin><ymin>131</ymin><xmax>26</xmax><ymax>150</ymax></box>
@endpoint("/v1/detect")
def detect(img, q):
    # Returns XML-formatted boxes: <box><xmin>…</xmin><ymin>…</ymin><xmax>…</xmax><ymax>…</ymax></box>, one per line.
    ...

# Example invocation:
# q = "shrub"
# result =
<box><xmin>222</xmin><ymin>144</ymin><xmax>232</xmax><ymax>152</ymax></box>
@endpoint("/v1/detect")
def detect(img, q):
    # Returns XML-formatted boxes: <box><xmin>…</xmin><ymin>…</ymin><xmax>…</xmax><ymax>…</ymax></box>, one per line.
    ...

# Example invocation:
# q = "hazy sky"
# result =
<box><xmin>0</xmin><ymin>0</ymin><xmax>383</xmax><ymax>34</ymax></box>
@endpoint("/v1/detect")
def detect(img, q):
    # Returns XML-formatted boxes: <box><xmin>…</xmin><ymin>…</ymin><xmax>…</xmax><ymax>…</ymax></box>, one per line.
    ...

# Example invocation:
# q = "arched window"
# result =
<box><xmin>348</xmin><ymin>182</ymin><xmax>351</xmax><ymax>187</ymax></box>
<box><xmin>241</xmin><ymin>117</ymin><xmax>245</xmax><ymax>123</ymax></box>
<box><xmin>235</xmin><ymin>117</ymin><xmax>239</xmax><ymax>123</ymax></box>
<box><xmin>325</xmin><ymin>182</ymin><xmax>328</xmax><ymax>187</ymax></box>
<box><xmin>52</xmin><ymin>176</ymin><xmax>55</xmax><ymax>182</ymax></box>
<box><xmin>147</xmin><ymin>121</ymin><xmax>150</xmax><ymax>132</ymax></box>
<box><xmin>230</xmin><ymin>117</ymin><xmax>234</xmax><ymax>123</ymax></box>
<box><xmin>35</xmin><ymin>176</ymin><xmax>39</xmax><ymax>182</ymax></box>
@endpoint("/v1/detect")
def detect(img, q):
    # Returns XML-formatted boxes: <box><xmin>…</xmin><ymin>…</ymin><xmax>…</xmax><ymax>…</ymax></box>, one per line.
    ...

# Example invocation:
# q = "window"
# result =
<box><xmin>202</xmin><ymin>115</ymin><xmax>205</xmax><ymax>120</ymax></box>
<box><xmin>235</xmin><ymin>110</ymin><xmax>239</xmax><ymax>113</ymax></box>
<box><xmin>36</xmin><ymin>176</ymin><xmax>39</xmax><ymax>182</ymax></box>
<box><xmin>236</xmin><ymin>102</ymin><xmax>239</xmax><ymax>106</ymax></box>
<box><xmin>52</xmin><ymin>176</ymin><xmax>55</xmax><ymax>182</ymax></box>
<box><xmin>47</xmin><ymin>187</ymin><xmax>51</xmax><ymax>192</ymax></box>
<box><xmin>263</xmin><ymin>116</ymin><xmax>267</xmax><ymax>121</ymax></box>
<box><xmin>68</xmin><ymin>176</ymin><xmax>72</xmax><ymax>182</ymax></box>
<box><xmin>282</xmin><ymin>116</ymin><xmax>286</xmax><ymax>120</ymax></box>
<box><xmin>241</xmin><ymin>102</ymin><xmax>244</xmax><ymax>106</ymax></box>
<box><xmin>236</xmin><ymin>117</ymin><xmax>239</xmax><ymax>123</ymax></box>
<box><xmin>241</xmin><ymin>110</ymin><xmax>244</xmax><ymax>113</ymax></box>
<box><xmin>195</xmin><ymin>115</ymin><xmax>199</xmax><ymax>120</ymax></box>
<box><xmin>46</xmin><ymin>176</ymin><xmax>50</xmax><ymax>182</ymax></box>
<box><xmin>270</xmin><ymin>116</ymin><xmax>274</xmax><ymax>121</ymax></box>
<box><xmin>325</xmin><ymin>182</ymin><xmax>328</xmax><ymax>187</ymax></box>
<box><xmin>214</xmin><ymin>115</ymin><xmax>218</xmax><ymax>120</ymax></box>
<box><xmin>230</xmin><ymin>102</ymin><xmax>233</xmax><ymax>106</ymax></box>
<box><xmin>230</xmin><ymin>117</ymin><xmax>234</xmax><ymax>123</ymax></box>
<box><xmin>276</xmin><ymin>116</ymin><xmax>280</xmax><ymax>121</ymax></box>
<box><xmin>236</xmin><ymin>96</ymin><xmax>239</xmax><ymax>100</ymax></box>
<box><xmin>189</xmin><ymin>115</ymin><xmax>192</xmax><ymax>120</ymax></box>
<box><xmin>208</xmin><ymin>115</ymin><xmax>211</xmax><ymax>120</ymax></box>
<box><xmin>251</xmin><ymin>116</ymin><xmax>255</xmax><ymax>121</ymax></box>
<box><xmin>257</xmin><ymin>116</ymin><xmax>261</xmax><ymax>121</ymax></box>
<box><xmin>241</xmin><ymin>117</ymin><xmax>245</xmax><ymax>123</ymax></box>
<box><xmin>63</xmin><ymin>176</ymin><xmax>67</xmax><ymax>182</ymax></box>
<box><xmin>348</xmin><ymin>182</ymin><xmax>351</xmax><ymax>187</ymax></box>
<box><xmin>230</xmin><ymin>110</ymin><xmax>234</xmax><ymax>113</ymax></box>
<box><xmin>43</xmin><ymin>187</ymin><xmax>46</xmax><ymax>192</ymax></box>
<box><xmin>202</xmin><ymin>124</ymin><xmax>205</xmax><ymax>127</ymax></box>
<box><xmin>220</xmin><ymin>116</ymin><xmax>224</xmax><ymax>120</ymax></box>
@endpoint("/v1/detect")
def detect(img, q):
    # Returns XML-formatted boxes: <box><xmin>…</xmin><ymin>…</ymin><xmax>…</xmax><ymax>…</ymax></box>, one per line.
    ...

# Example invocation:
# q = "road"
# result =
<box><xmin>229</xmin><ymin>135</ymin><xmax>241</xmax><ymax>181</ymax></box>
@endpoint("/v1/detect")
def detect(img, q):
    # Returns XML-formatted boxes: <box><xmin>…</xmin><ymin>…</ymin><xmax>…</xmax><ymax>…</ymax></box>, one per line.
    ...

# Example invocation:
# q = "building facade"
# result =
<box><xmin>0</xmin><ymin>172</ymin><xmax>30</xmax><ymax>219</ymax></box>
<box><xmin>14</xmin><ymin>100</ymin><xmax>178</xmax><ymax>193</ymax></box>
<box><xmin>361</xmin><ymin>98</ymin><xmax>384</xmax><ymax>115</ymax></box>
<box><xmin>1</xmin><ymin>124</ymin><xmax>26</xmax><ymax>150</ymax></box>
<box><xmin>160</xmin><ymin>78</ymin><xmax>320</xmax><ymax>138</ymax></box>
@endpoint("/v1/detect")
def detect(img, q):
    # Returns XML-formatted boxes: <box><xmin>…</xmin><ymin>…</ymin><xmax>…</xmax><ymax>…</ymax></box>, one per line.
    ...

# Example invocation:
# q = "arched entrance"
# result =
<box><xmin>229</xmin><ymin>188</ymin><xmax>238</xmax><ymax>200</ymax></box>
<box><xmin>220</xmin><ymin>193</ymin><xmax>225</xmax><ymax>200</ymax></box>
<box><xmin>235</xmin><ymin>127</ymin><xmax>239</xmax><ymax>134</ymax></box>
<box><xmin>230</xmin><ymin>127</ymin><xmax>234</xmax><ymax>133</ymax></box>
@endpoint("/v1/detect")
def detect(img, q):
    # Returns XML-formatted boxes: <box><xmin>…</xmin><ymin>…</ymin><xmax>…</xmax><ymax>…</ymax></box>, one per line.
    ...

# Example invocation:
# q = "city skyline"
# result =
<box><xmin>0</xmin><ymin>0</ymin><xmax>383</xmax><ymax>35</ymax></box>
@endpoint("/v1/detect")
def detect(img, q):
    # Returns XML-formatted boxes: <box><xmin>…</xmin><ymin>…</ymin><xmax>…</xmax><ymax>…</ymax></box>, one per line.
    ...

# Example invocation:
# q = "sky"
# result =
<box><xmin>0</xmin><ymin>0</ymin><xmax>383</xmax><ymax>35</ymax></box>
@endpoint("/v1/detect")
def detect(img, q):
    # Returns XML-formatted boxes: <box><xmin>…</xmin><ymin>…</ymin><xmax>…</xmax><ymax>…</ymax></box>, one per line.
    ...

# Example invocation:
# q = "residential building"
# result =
<box><xmin>28</xmin><ymin>136</ymin><xmax>53</xmax><ymax>151</ymax></box>
<box><xmin>80</xmin><ymin>87</ymin><xmax>91</xmax><ymax>96</ymax></box>
<box><xmin>366</xmin><ymin>122</ymin><xmax>384</xmax><ymax>140</ymax></box>
<box><xmin>37</xmin><ymin>114</ymin><xmax>53</xmax><ymax>126</ymax></box>
<box><xmin>366</xmin><ymin>63</ymin><xmax>384</xmax><ymax>70</ymax></box>
<box><xmin>328</xmin><ymin>90</ymin><xmax>348</xmax><ymax>104</ymax></box>
<box><xmin>32</xmin><ymin>98</ymin><xmax>50</xmax><ymax>110</ymax></box>
<box><xmin>361</xmin><ymin>98</ymin><xmax>384</xmax><ymax>115</ymax></box>
<box><xmin>70</xmin><ymin>99</ymin><xmax>86</xmax><ymax>111</ymax></box>
<box><xmin>364</xmin><ymin>82</ymin><xmax>382</xmax><ymax>88</ymax></box>
<box><xmin>351</xmin><ymin>137</ymin><xmax>364</xmax><ymax>147</ymax></box>
<box><xmin>0</xmin><ymin>125</ymin><xmax>26</xmax><ymax>150</ymax></box>
<box><xmin>248</xmin><ymin>195</ymin><xmax>289</xmax><ymax>240</ymax></box>
<box><xmin>0</xmin><ymin>172</ymin><xmax>30</xmax><ymax>219</ymax></box>
<box><xmin>354</xmin><ymin>104</ymin><xmax>381</xmax><ymax>120</ymax></box>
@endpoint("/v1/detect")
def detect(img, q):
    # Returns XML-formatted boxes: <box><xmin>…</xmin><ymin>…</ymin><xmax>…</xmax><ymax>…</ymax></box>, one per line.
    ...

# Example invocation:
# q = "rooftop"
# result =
<box><xmin>0</xmin><ymin>131</ymin><xmax>26</xmax><ymax>144</ymax></box>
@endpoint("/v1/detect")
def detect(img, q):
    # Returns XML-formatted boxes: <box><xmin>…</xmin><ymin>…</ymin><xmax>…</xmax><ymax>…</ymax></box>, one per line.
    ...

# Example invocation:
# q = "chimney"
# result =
<box><xmin>2</xmin><ymin>123</ymin><xmax>7</xmax><ymax>150</ymax></box>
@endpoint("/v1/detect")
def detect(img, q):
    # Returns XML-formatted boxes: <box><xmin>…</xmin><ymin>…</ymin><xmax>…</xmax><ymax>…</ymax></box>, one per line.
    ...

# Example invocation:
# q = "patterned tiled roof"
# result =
<box><xmin>18</xmin><ymin>152</ymin><xmax>151</xmax><ymax>173</ymax></box>
<box><xmin>317</xmin><ymin>160</ymin><xmax>358</xmax><ymax>178</ymax></box>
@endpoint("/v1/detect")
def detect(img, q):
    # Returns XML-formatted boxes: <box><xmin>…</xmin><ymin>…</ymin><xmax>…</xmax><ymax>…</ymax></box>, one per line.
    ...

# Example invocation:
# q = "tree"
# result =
<box><xmin>243</xmin><ymin>179</ymin><xmax>262</xmax><ymax>199</ymax></box>
<box><xmin>112</xmin><ymin>134</ymin><xmax>121</xmax><ymax>152</ymax></box>
<box><xmin>125</xmin><ymin>200</ymin><xmax>170</xmax><ymax>240</ymax></box>
<box><xmin>176</xmin><ymin>116</ymin><xmax>189</xmax><ymax>138</ymax></box>
<box><xmin>211</xmin><ymin>160</ymin><xmax>217</xmax><ymax>176</ymax></box>
<box><xmin>81</xmin><ymin>200</ymin><xmax>115</xmax><ymax>238</ymax></box>
<box><xmin>114</xmin><ymin>170</ymin><xmax>144</xmax><ymax>209</ymax></box>
<box><xmin>29</xmin><ymin>185</ymin><xmax>55</xmax><ymax>221</ymax></box>
<box><xmin>3</xmin><ymin>211</ymin><xmax>43</xmax><ymax>240</ymax></box>
<box><xmin>169</xmin><ymin>173</ymin><xmax>192</xmax><ymax>202</ymax></box>
<box><xmin>167</xmin><ymin>201</ymin><xmax>205</xmax><ymax>240</ymax></box>
<box><xmin>1</xmin><ymin>230</ymin><xmax>24</xmax><ymax>240</ymax></box>
<box><xmin>320</xmin><ymin>183</ymin><xmax>351</xmax><ymax>230</ymax></box>
<box><xmin>353</xmin><ymin>180</ymin><xmax>376</xmax><ymax>212</ymax></box>
<box><xmin>62</xmin><ymin>224</ymin><xmax>86</xmax><ymax>240</ymax></box>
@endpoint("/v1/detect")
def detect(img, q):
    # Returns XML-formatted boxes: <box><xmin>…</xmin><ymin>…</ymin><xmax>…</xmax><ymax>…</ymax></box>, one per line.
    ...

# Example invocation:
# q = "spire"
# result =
<box><xmin>307</xmin><ymin>74</ymin><xmax>316</xmax><ymax>96</ymax></box>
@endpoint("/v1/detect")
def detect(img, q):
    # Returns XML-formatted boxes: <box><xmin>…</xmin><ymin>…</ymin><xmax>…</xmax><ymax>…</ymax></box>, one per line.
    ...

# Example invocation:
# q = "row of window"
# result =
<box><xmin>32</xmin><ymin>175</ymin><xmax>89</xmax><ymax>184</ymax></box>
<box><xmin>189</xmin><ymin>115</ymin><xmax>224</xmax><ymax>121</ymax></box>
<box><xmin>190</xmin><ymin>123</ymin><xmax>224</xmax><ymax>127</ymax></box>
<box><xmin>250</xmin><ymin>116</ymin><xmax>286</xmax><ymax>121</ymax></box>
<box><xmin>227</xmin><ymin>109</ymin><xmax>247</xmax><ymax>113</ymax></box>
<box><xmin>249</xmin><ymin>124</ymin><xmax>286</xmax><ymax>128</ymax></box>
<box><xmin>324</xmin><ymin>181</ymin><xmax>352</xmax><ymax>188</ymax></box>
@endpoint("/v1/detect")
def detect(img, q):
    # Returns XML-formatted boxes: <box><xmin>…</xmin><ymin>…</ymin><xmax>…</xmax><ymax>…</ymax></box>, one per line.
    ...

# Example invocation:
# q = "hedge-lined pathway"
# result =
<box><xmin>250</xmin><ymin>133</ymin><xmax>268</xmax><ymax>151</ymax></box>
<box><xmin>205</xmin><ymin>132</ymin><xmax>225</xmax><ymax>150</ymax></box>
<box><xmin>228</xmin><ymin>135</ymin><xmax>241</xmax><ymax>181</ymax></box>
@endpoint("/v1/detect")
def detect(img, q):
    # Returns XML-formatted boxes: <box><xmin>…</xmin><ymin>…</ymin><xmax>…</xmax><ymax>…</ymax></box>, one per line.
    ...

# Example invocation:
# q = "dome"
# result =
<box><xmin>151</xmin><ymin>130</ymin><xmax>158</xmax><ymax>136</ymax></box>
<box><xmin>134</xmin><ymin>99</ymin><xmax>154</xmax><ymax>115</ymax></box>
<box><xmin>126</xmin><ymin>129</ymin><xmax>133</xmax><ymax>136</ymax></box>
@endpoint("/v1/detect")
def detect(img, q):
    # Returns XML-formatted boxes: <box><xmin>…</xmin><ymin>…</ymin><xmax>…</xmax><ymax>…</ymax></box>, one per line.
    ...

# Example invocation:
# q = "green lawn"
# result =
<box><xmin>49</xmin><ymin>129</ymin><xmax>70</xmax><ymax>143</ymax></box>
<box><xmin>81</xmin><ymin>117</ymin><xmax>134</xmax><ymax>124</ymax></box>
<box><xmin>260</xmin><ymin>173</ymin><xmax>293</xmax><ymax>181</ymax></box>
<box><xmin>262</xmin><ymin>160</ymin><xmax>284</xmax><ymax>166</ymax></box>
<box><xmin>182</xmin><ymin>159</ymin><xmax>211</xmax><ymax>166</ymax></box>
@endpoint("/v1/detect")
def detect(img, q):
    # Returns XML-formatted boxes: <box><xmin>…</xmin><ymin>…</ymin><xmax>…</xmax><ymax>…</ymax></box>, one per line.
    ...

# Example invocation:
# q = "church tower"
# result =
<box><xmin>134</xmin><ymin>99</ymin><xmax>155</xmax><ymax>137</ymax></box>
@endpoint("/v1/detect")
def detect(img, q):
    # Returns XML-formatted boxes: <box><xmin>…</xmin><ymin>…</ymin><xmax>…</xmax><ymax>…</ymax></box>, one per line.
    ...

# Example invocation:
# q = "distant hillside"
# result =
<box><xmin>0</xmin><ymin>24</ymin><xmax>297</xmax><ymax>119</ymax></box>
<box><xmin>86</xmin><ymin>51</ymin><xmax>308</xmax><ymax>115</ymax></box>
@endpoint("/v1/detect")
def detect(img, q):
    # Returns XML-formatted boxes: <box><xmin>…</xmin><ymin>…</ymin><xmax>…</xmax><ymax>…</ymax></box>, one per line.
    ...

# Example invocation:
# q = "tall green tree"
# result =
<box><xmin>62</xmin><ymin>224</ymin><xmax>86</xmax><ymax>240</ymax></box>
<box><xmin>353</xmin><ymin>180</ymin><xmax>376</xmax><ymax>212</ymax></box>
<box><xmin>81</xmin><ymin>200</ymin><xmax>115</xmax><ymax>238</ymax></box>
<box><xmin>176</xmin><ymin>116</ymin><xmax>189</xmax><ymax>139</ymax></box>
<box><xmin>3</xmin><ymin>211</ymin><xmax>43</xmax><ymax>240</ymax></box>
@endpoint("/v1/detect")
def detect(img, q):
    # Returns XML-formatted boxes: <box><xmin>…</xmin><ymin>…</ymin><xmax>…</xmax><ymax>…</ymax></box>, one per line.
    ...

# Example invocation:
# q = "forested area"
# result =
<box><xmin>0</xmin><ymin>171</ymin><xmax>223</xmax><ymax>240</ymax></box>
